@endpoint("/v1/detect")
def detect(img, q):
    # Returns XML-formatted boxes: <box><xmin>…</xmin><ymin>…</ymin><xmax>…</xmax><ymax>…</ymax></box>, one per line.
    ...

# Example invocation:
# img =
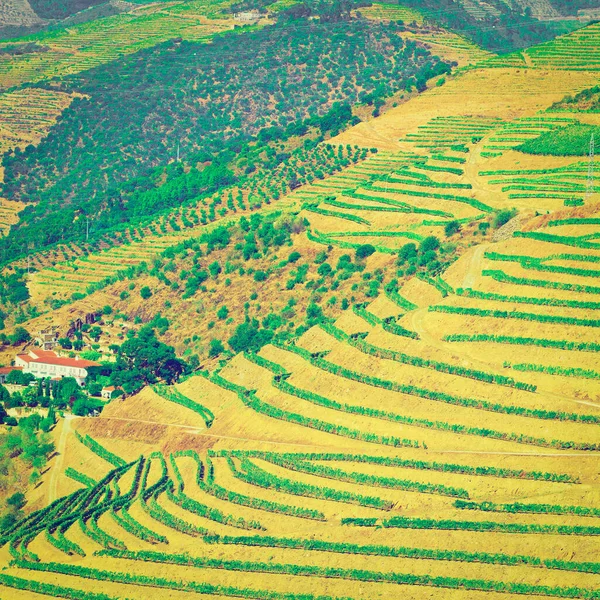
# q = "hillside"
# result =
<box><xmin>1</xmin><ymin>2</ymin><xmax>600</xmax><ymax>600</ymax></box>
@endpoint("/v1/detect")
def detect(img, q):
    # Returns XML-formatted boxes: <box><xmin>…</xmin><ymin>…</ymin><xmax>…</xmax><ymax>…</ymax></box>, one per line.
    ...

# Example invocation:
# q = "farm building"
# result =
<box><xmin>234</xmin><ymin>10</ymin><xmax>260</xmax><ymax>21</ymax></box>
<box><xmin>34</xmin><ymin>326</ymin><xmax>59</xmax><ymax>350</ymax></box>
<box><xmin>101</xmin><ymin>386</ymin><xmax>122</xmax><ymax>399</ymax></box>
<box><xmin>14</xmin><ymin>349</ymin><xmax>99</xmax><ymax>386</ymax></box>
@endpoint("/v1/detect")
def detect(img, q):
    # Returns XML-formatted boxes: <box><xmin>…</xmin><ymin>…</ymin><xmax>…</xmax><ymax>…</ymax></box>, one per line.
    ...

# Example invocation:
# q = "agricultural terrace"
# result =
<box><xmin>0</xmin><ymin>198</ymin><xmax>22</xmax><ymax>237</ymax></box>
<box><xmin>294</xmin><ymin>147</ymin><xmax>492</xmax><ymax>253</ymax></box>
<box><xmin>0</xmin><ymin>0</ymin><xmax>237</xmax><ymax>89</ymax></box>
<box><xmin>404</xmin><ymin>29</ymin><xmax>493</xmax><ymax>66</ymax></box>
<box><xmin>4</xmin><ymin>214</ymin><xmax>600</xmax><ymax>597</ymax></box>
<box><xmin>27</xmin><ymin>231</ymin><xmax>199</xmax><ymax>308</ymax></box>
<box><xmin>485</xmin><ymin>21</ymin><xmax>600</xmax><ymax>70</ymax></box>
<box><xmin>0</xmin><ymin>88</ymin><xmax>77</xmax><ymax>154</ymax></box>
<box><xmin>479</xmin><ymin>157</ymin><xmax>599</xmax><ymax>212</ymax></box>
<box><xmin>18</xmin><ymin>143</ymin><xmax>369</xmax><ymax>315</ymax></box>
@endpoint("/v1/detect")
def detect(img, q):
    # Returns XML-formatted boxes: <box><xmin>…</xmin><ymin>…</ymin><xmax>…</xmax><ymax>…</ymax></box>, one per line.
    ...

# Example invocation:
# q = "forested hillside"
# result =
<box><xmin>0</xmin><ymin>13</ymin><xmax>450</xmax><ymax>255</ymax></box>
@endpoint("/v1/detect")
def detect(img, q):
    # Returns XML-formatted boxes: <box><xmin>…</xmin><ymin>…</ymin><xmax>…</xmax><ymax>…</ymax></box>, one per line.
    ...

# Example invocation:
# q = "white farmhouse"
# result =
<box><xmin>14</xmin><ymin>350</ymin><xmax>100</xmax><ymax>386</ymax></box>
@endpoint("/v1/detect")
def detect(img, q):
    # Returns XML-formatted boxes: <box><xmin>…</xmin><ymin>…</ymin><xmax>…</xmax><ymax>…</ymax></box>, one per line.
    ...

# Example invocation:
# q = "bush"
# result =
<box><xmin>253</xmin><ymin>270</ymin><xmax>267</xmax><ymax>282</ymax></box>
<box><xmin>419</xmin><ymin>236</ymin><xmax>439</xmax><ymax>253</ymax></box>
<box><xmin>228</xmin><ymin>320</ymin><xmax>273</xmax><ymax>353</ymax></box>
<box><xmin>355</xmin><ymin>244</ymin><xmax>375</xmax><ymax>259</ymax></box>
<box><xmin>397</xmin><ymin>243</ymin><xmax>417</xmax><ymax>263</ymax></box>
<box><xmin>208</xmin><ymin>339</ymin><xmax>224</xmax><ymax>358</ymax></box>
<box><xmin>287</xmin><ymin>251</ymin><xmax>301</xmax><ymax>263</ymax></box>
<box><xmin>208</xmin><ymin>261</ymin><xmax>221</xmax><ymax>278</ymax></box>
<box><xmin>317</xmin><ymin>263</ymin><xmax>332</xmax><ymax>277</ymax></box>
<box><xmin>140</xmin><ymin>286</ymin><xmax>152</xmax><ymax>300</ymax></box>
<box><xmin>217</xmin><ymin>306</ymin><xmax>229</xmax><ymax>320</ymax></box>
<box><xmin>493</xmin><ymin>208</ymin><xmax>517</xmax><ymax>229</ymax></box>
<box><xmin>444</xmin><ymin>220</ymin><xmax>461</xmax><ymax>237</ymax></box>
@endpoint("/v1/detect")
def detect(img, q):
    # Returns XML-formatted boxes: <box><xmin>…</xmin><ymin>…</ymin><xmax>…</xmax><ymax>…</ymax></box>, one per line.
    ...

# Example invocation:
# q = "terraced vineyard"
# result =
<box><xmin>485</xmin><ymin>21</ymin><xmax>600</xmax><ymax>70</ymax></box>
<box><xmin>27</xmin><ymin>234</ymin><xmax>193</xmax><ymax>307</ymax></box>
<box><xmin>0</xmin><ymin>87</ymin><xmax>77</xmax><ymax>153</ymax></box>
<box><xmin>358</xmin><ymin>2</ymin><xmax>424</xmax><ymax>24</ymax></box>
<box><xmin>0</xmin><ymin>0</ymin><xmax>237</xmax><ymax>89</ymax></box>
<box><xmin>6</xmin><ymin>210</ymin><xmax>600</xmax><ymax>597</ymax></box>
<box><xmin>4</xmin><ymin>9</ymin><xmax>600</xmax><ymax>600</ymax></box>
<box><xmin>480</xmin><ymin>116</ymin><xmax>579</xmax><ymax>158</ymax></box>
<box><xmin>480</xmin><ymin>160</ymin><xmax>595</xmax><ymax>210</ymax></box>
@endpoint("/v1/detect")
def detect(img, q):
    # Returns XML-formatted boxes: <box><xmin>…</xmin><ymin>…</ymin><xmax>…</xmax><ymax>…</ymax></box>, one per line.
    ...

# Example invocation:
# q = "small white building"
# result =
<box><xmin>34</xmin><ymin>326</ymin><xmax>59</xmax><ymax>350</ymax></box>
<box><xmin>101</xmin><ymin>386</ymin><xmax>121</xmax><ymax>399</ymax></box>
<box><xmin>234</xmin><ymin>10</ymin><xmax>260</xmax><ymax>21</ymax></box>
<box><xmin>14</xmin><ymin>350</ymin><xmax>99</xmax><ymax>386</ymax></box>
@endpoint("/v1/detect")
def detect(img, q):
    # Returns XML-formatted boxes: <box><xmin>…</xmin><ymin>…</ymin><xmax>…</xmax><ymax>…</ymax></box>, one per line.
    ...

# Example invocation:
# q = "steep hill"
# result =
<box><xmin>1</xmin><ymin>5</ymin><xmax>600</xmax><ymax>600</ymax></box>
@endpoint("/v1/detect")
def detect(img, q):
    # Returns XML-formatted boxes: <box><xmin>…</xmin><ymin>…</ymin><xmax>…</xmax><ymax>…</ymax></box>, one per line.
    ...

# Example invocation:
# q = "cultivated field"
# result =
<box><xmin>4</xmin><ymin>13</ymin><xmax>600</xmax><ymax>600</ymax></box>
<box><xmin>0</xmin><ymin>0</ymin><xmax>238</xmax><ymax>89</ymax></box>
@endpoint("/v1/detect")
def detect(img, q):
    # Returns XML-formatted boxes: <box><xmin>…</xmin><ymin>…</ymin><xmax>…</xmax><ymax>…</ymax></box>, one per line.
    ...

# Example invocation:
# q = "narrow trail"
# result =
<box><xmin>86</xmin><ymin>416</ymin><xmax>334</xmax><ymax>449</ymax></box>
<box><xmin>461</xmin><ymin>243</ymin><xmax>489</xmax><ymax>289</ymax></box>
<box><xmin>47</xmin><ymin>415</ymin><xmax>72</xmax><ymax>504</ymax></box>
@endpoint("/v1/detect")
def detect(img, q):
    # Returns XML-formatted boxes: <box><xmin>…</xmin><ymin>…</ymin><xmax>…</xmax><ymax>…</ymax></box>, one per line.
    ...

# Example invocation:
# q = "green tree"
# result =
<box><xmin>110</xmin><ymin>326</ymin><xmax>186</xmax><ymax>393</ymax></box>
<box><xmin>9</xmin><ymin>327</ymin><xmax>30</xmax><ymax>345</ymax></box>
<box><xmin>228</xmin><ymin>319</ymin><xmax>273</xmax><ymax>353</ymax></box>
<box><xmin>355</xmin><ymin>244</ymin><xmax>375</xmax><ymax>259</ymax></box>
<box><xmin>140</xmin><ymin>286</ymin><xmax>152</xmax><ymax>300</ymax></box>
<box><xmin>208</xmin><ymin>338</ymin><xmax>225</xmax><ymax>358</ymax></box>
<box><xmin>444</xmin><ymin>220</ymin><xmax>461</xmax><ymax>237</ymax></box>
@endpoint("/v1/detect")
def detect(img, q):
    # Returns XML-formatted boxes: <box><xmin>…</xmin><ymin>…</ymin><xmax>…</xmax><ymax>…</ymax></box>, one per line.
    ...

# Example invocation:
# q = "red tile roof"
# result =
<box><xmin>0</xmin><ymin>366</ymin><xmax>22</xmax><ymax>374</ymax></box>
<box><xmin>17</xmin><ymin>353</ymin><xmax>99</xmax><ymax>368</ymax></box>
<box><xmin>31</xmin><ymin>356</ymin><xmax>100</xmax><ymax>368</ymax></box>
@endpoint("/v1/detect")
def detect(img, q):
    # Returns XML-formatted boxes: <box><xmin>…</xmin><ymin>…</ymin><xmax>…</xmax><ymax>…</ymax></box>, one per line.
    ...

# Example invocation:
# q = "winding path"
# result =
<box><xmin>47</xmin><ymin>414</ymin><xmax>73</xmax><ymax>504</ymax></box>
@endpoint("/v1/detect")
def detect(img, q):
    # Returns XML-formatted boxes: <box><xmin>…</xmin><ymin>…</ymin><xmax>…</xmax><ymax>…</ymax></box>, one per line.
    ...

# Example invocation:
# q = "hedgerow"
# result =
<box><xmin>110</xmin><ymin>505</ymin><xmax>168</xmax><ymax>544</ymax></box>
<box><xmin>250</xmin><ymin>347</ymin><xmax>599</xmax><ymax>449</ymax></box>
<box><xmin>511</xmin><ymin>363</ymin><xmax>600</xmax><ymax>380</ymax></box>
<box><xmin>152</xmin><ymin>384</ymin><xmax>214</xmax><ymax>427</ymax></box>
<box><xmin>384</xmin><ymin>287</ymin><xmax>418</xmax><ymax>311</ymax></box>
<box><xmin>456</xmin><ymin>287</ymin><xmax>600</xmax><ymax>310</ymax></box>
<box><xmin>352</xmin><ymin>304</ymin><xmax>419</xmax><ymax>339</ymax></box>
<box><xmin>45</xmin><ymin>526</ymin><xmax>85</xmax><ymax>557</ymax></box>
<box><xmin>483</xmin><ymin>269</ymin><xmax>600</xmax><ymax>294</ymax></box>
<box><xmin>381</xmin><ymin>515</ymin><xmax>600</xmax><ymax>536</ymax></box>
<box><xmin>443</xmin><ymin>333</ymin><xmax>600</xmax><ymax>353</ymax></box>
<box><xmin>548</xmin><ymin>218</ymin><xmax>600</xmax><ymax>227</ymax></box>
<box><xmin>65</xmin><ymin>467</ymin><xmax>97</xmax><ymax>488</ymax></box>
<box><xmin>455</xmin><ymin>499</ymin><xmax>600</xmax><ymax>518</ymax></box>
<box><xmin>74</xmin><ymin>431</ymin><xmax>126</xmax><ymax>467</ymax></box>
<box><xmin>430</xmin><ymin>304</ymin><xmax>600</xmax><ymax>328</ymax></box>
<box><xmin>513</xmin><ymin>231</ymin><xmax>600</xmax><ymax>250</ymax></box>
<box><xmin>304</xmin><ymin>203</ymin><xmax>371</xmax><ymax>225</ymax></box>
